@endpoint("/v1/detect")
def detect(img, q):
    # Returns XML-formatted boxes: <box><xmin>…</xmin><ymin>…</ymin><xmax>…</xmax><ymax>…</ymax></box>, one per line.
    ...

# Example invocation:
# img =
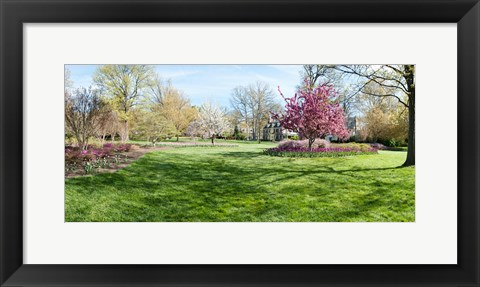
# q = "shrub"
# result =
<box><xmin>264</xmin><ymin>144</ymin><xmax>378</xmax><ymax>158</ymax></box>
<box><xmin>277</xmin><ymin>139</ymin><xmax>330</xmax><ymax>150</ymax></box>
<box><xmin>65</xmin><ymin>143</ymin><xmax>133</xmax><ymax>175</ymax></box>
<box><xmin>91</xmin><ymin>148</ymin><xmax>112</xmax><ymax>158</ymax></box>
<box><xmin>113</xmin><ymin>144</ymin><xmax>132</xmax><ymax>152</ymax></box>
<box><xmin>65</xmin><ymin>148</ymin><xmax>80</xmax><ymax>164</ymax></box>
<box><xmin>387</xmin><ymin>139</ymin><xmax>398</xmax><ymax>147</ymax></box>
<box><xmin>331</xmin><ymin>143</ymin><xmax>372</xmax><ymax>152</ymax></box>
<box><xmin>277</xmin><ymin>140</ymin><xmax>301</xmax><ymax>149</ymax></box>
<box><xmin>264</xmin><ymin>147</ymin><xmax>377</xmax><ymax>158</ymax></box>
<box><xmin>102</xmin><ymin>143</ymin><xmax>132</xmax><ymax>152</ymax></box>
<box><xmin>369</xmin><ymin>143</ymin><xmax>388</xmax><ymax>150</ymax></box>
<box><xmin>130</xmin><ymin>144</ymin><xmax>140</xmax><ymax>150</ymax></box>
<box><xmin>290</xmin><ymin>135</ymin><xmax>299</xmax><ymax>140</ymax></box>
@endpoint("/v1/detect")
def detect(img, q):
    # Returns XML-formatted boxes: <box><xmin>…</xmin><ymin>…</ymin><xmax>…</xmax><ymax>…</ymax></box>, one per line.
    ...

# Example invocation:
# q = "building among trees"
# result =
<box><xmin>262</xmin><ymin>117</ymin><xmax>357</xmax><ymax>142</ymax></box>
<box><xmin>262</xmin><ymin>121</ymin><xmax>299</xmax><ymax>141</ymax></box>
<box><xmin>262</xmin><ymin>121</ymin><xmax>283</xmax><ymax>141</ymax></box>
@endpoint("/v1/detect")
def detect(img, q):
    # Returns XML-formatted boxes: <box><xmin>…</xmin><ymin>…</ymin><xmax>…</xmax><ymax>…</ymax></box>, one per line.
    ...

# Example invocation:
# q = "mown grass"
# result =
<box><xmin>128</xmin><ymin>137</ymin><xmax>268</xmax><ymax>146</ymax></box>
<box><xmin>65</xmin><ymin>142</ymin><xmax>415</xmax><ymax>222</ymax></box>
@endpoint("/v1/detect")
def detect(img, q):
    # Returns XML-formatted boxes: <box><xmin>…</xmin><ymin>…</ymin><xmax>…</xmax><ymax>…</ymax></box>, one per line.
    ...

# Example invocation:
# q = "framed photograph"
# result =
<box><xmin>1</xmin><ymin>0</ymin><xmax>479</xmax><ymax>286</ymax></box>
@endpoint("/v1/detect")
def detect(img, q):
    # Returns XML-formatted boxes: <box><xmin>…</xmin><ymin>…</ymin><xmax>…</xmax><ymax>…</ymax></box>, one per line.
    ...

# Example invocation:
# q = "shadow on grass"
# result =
<box><xmin>65</xmin><ymin>149</ymin><xmax>415</xmax><ymax>222</ymax></box>
<box><xmin>217</xmin><ymin>151</ymin><xmax>264</xmax><ymax>159</ymax></box>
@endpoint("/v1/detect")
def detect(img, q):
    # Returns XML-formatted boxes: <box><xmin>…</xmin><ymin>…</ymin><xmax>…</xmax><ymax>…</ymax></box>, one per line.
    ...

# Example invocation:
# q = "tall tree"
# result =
<box><xmin>64</xmin><ymin>67</ymin><xmax>74</xmax><ymax>94</ymax></box>
<box><xmin>147</xmin><ymin>75</ymin><xmax>176</xmax><ymax>105</ymax></box>
<box><xmin>185</xmin><ymin>120</ymin><xmax>203</xmax><ymax>140</ymax></box>
<box><xmin>230</xmin><ymin>86</ymin><xmax>251</xmax><ymax>140</ymax></box>
<box><xmin>231</xmin><ymin>82</ymin><xmax>279</xmax><ymax>142</ymax></box>
<box><xmin>300</xmin><ymin>65</ymin><xmax>337</xmax><ymax>88</ymax></box>
<box><xmin>93</xmin><ymin>65</ymin><xmax>156</xmax><ymax>142</ymax></box>
<box><xmin>334</xmin><ymin>65</ymin><xmax>415</xmax><ymax>166</ymax></box>
<box><xmin>300</xmin><ymin>65</ymin><xmax>364</xmax><ymax>118</ymax></box>
<box><xmin>96</xmin><ymin>103</ymin><xmax>122</xmax><ymax>144</ymax></box>
<box><xmin>273</xmin><ymin>84</ymin><xmax>349</xmax><ymax>150</ymax></box>
<box><xmin>64</xmin><ymin>67</ymin><xmax>74</xmax><ymax>142</ymax></box>
<box><xmin>65</xmin><ymin>87</ymin><xmax>104</xmax><ymax>150</ymax></box>
<box><xmin>248</xmin><ymin>82</ymin><xmax>277</xmax><ymax>143</ymax></box>
<box><xmin>355</xmin><ymin>83</ymin><xmax>408</xmax><ymax>144</ymax></box>
<box><xmin>148</xmin><ymin>76</ymin><xmax>197</xmax><ymax>141</ymax></box>
<box><xmin>132</xmin><ymin>107</ymin><xmax>176</xmax><ymax>146</ymax></box>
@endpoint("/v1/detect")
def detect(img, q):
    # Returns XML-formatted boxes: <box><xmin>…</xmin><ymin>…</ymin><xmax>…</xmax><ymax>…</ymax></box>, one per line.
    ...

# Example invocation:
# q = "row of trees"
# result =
<box><xmin>65</xmin><ymin>65</ymin><xmax>231</xmax><ymax>148</ymax></box>
<box><xmin>230</xmin><ymin>82</ymin><xmax>281</xmax><ymax>142</ymax></box>
<box><xmin>225</xmin><ymin>66</ymin><xmax>410</xmax><ymax>155</ymax></box>
<box><xmin>65</xmin><ymin>64</ymin><xmax>414</xmax><ymax>166</ymax></box>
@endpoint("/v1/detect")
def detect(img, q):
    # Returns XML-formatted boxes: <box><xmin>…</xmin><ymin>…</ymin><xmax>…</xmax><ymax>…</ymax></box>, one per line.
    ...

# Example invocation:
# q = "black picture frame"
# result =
<box><xmin>1</xmin><ymin>0</ymin><xmax>479</xmax><ymax>286</ymax></box>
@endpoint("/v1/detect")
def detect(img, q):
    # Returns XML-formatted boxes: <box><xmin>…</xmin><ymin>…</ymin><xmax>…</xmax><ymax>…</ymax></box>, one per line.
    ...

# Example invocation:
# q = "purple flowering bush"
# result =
<box><xmin>264</xmin><ymin>142</ymin><xmax>378</xmax><ymax>158</ymax></box>
<box><xmin>112</xmin><ymin>143</ymin><xmax>132</xmax><ymax>152</ymax></box>
<box><xmin>277</xmin><ymin>139</ymin><xmax>330</xmax><ymax>150</ymax></box>
<box><xmin>369</xmin><ymin>143</ymin><xmax>388</xmax><ymax>150</ymax></box>
<box><xmin>65</xmin><ymin>143</ymin><xmax>132</xmax><ymax>175</ymax></box>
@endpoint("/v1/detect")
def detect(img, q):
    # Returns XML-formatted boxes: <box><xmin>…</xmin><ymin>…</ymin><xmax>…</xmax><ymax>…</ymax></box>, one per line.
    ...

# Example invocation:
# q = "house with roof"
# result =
<box><xmin>262</xmin><ymin>121</ymin><xmax>283</xmax><ymax>141</ymax></box>
<box><xmin>262</xmin><ymin>121</ymin><xmax>298</xmax><ymax>141</ymax></box>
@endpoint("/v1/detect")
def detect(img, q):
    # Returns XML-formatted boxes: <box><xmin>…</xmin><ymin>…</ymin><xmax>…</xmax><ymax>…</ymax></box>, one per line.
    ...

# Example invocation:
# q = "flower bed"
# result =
<box><xmin>277</xmin><ymin>139</ymin><xmax>330</xmax><ymax>149</ymax></box>
<box><xmin>65</xmin><ymin>143</ymin><xmax>132</xmax><ymax>175</ymax></box>
<box><xmin>263</xmin><ymin>146</ymin><xmax>378</xmax><ymax>158</ymax></box>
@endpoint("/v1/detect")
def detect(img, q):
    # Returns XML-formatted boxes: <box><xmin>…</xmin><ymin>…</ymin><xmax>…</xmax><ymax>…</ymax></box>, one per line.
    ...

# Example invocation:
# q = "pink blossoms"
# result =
<box><xmin>273</xmin><ymin>84</ymin><xmax>350</xmax><ymax>150</ymax></box>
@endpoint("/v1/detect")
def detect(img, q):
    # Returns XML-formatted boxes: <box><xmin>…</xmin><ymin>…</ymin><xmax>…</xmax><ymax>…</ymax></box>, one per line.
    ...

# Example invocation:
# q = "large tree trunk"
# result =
<box><xmin>82</xmin><ymin>135</ymin><xmax>89</xmax><ymax>150</ymax></box>
<box><xmin>121</xmin><ymin>120</ymin><xmax>129</xmax><ymax>142</ymax></box>
<box><xmin>403</xmin><ymin>65</ymin><xmax>415</xmax><ymax>167</ymax></box>
<box><xmin>211</xmin><ymin>134</ymin><xmax>215</xmax><ymax>145</ymax></box>
<box><xmin>74</xmin><ymin>134</ymin><xmax>83</xmax><ymax>150</ymax></box>
<box><xmin>257</xmin><ymin>123</ymin><xmax>261</xmax><ymax>144</ymax></box>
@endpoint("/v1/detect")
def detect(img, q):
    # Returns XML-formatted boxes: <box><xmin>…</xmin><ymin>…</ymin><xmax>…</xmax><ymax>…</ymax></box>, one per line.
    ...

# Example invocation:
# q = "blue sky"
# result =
<box><xmin>65</xmin><ymin>64</ymin><xmax>303</xmax><ymax>107</ymax></box>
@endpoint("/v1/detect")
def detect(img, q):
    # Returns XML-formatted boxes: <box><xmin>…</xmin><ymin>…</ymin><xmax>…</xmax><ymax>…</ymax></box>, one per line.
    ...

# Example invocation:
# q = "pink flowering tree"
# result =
<box><xmin>273</xmin><ymin>83</ymin><xmax>350</xmax><ymax>150</ymax></box>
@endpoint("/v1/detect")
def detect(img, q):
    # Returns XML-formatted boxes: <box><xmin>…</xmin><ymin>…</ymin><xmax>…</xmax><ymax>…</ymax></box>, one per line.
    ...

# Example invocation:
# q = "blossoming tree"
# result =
<box><xmin>198</xmin><ymin>102</ymin><xmax>230</xmax><ymax>145</ymax></box>
<box><xmin>273</xmin><ymin>83</ymin><xmax>350</xmax><ymax>150</ymax></box>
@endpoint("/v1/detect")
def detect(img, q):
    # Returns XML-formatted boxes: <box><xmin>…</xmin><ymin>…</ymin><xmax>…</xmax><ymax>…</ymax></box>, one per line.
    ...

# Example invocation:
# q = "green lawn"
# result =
<box><xmin>65</xmin><ymin>142</ymin><xmax>415</xmax><ymax>222</ymax></box>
